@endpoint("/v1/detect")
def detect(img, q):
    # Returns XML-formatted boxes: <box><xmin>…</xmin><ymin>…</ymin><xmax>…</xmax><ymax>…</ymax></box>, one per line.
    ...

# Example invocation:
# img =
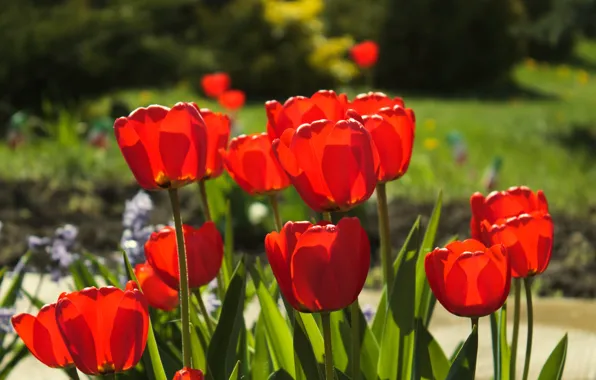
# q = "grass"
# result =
<box><xmin>3</xmin><ymin>41</ymin><xmax>596</xmax><ymax>215</ymax></box>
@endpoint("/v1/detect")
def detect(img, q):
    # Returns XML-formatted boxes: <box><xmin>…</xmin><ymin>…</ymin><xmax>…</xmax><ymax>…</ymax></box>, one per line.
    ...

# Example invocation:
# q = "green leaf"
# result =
<box><xmin>1</xmin><ymin>252</ymin><xmax>31</xmax><ymax>307</ymax></box>
<box><xmin>0</xmin><ymin>343</ymin><xmax>29</xmax><ymax>378</ymax></box>
<box><xmin>416</xmin><ymin>190</ymin><xmax>442</xmax><ymax>326</ymax></box>
<box><xmin>190</xmin><ymin>319</ymin><xmax>207</xmax><ymax>372</ymax></box>
<box><xmin>122</xmin><ymin>251</ymin><xmax>167</xmax><ymax>380</ymax></box>
<box><xmin>21</xmin><ymin>289</ymin><xmax>45</xmax><ymax>310</ymax></box>
<box><xmin>414</xmin><ymin>319</ymin><xmax>449</xmax><ymax>380</ymax></box>
<box><xmin>248</xmin><ymin>262</ymin><xmax>295</xmax><ymax>377</ymax></box>
<box><xmin>350</xmin><ymin>302</ymin><xmax>380</xmax><ymax>380</ymax></box>
<box><xmin>221</xmin><ymin>199</ymin><xmax>235</xmax><ymax>292</ymax></box>
<box><xmin>446</xmin><ymin>325</ymin><xmax>478</xmax><ymax>380</ymax></box>
<box><xmin>537</xmin><ymin>334</ymin><xmax>568</xmax><ymax>380</ymax></box>
<box><xmin>377</xmin><ymin>234</ymin><xmax>419</xmax><ymax>380</ymax></box>
<box><xmin>228</xmin><ymin>360</ymin><xmax>241</xmax><ymax>380</ymax></box>
<box><xmin>499</xmin><ymin>305</ymin><xmax>510</xmax><ymax>380</ymax></box>
<box><xmin>293</xmin><ymin>312</ymin><xmax>323</xmax><ymax>380</ymax></box>
<box><xmin>0</xmin><ymin>266</ymin><xmax>8</xmax><ymax>287</ymax></box>
<box><xmin>268</xmin><ymin>369</ymin><xmax>294</xmax><ymax>380</ymax></box>
<box><xmin>371</xmin><ymin>218</ymin><xmax>421</xmax><ymax>342</ymax></box>
<box><xmin>207</xmin><ymin>261</ymin><xmax>247</xmax><ymax>380</ymax></box>
<box><xmin>70</xmin><ymin>259</ymin><xmax>98</xmax><ymax>289</ymax></box>
<box><xmin>252</xmin><ymin>314</ymin><xmax>274</xmax><ymax>380</ymax></box>
<box><xmin>84</xmin><ymin>252</ymin><xmax>120</xmax><ymax>286</ymax></box>
<box><xmin>330</xmin><ymin>310</ymin><xmax>350</xmax><ymax>373</ymax></box>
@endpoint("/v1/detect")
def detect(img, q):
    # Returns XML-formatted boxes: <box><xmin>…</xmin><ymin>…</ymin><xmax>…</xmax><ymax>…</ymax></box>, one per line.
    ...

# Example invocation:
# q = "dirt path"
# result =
<box><xmin>3</xmin><ymin>276</ymin><xmax>594</xmax><ymax>379</ymax></box>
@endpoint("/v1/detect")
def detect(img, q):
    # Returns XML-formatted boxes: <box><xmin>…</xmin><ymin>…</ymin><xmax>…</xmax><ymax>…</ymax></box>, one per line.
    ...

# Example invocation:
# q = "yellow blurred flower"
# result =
<box><xmin>577</xmin><ymin>70</ymin><xmax>589</xmax><ymax>85</ymax></box>
<box><xmin>524</xmin><ymin>58</ymin><xmax>537</xmax><ymax>70</ymax></box>
<box><xmin>423</xmin><ymin>138</ymin><xmax>439</xmax><ymax>151</ymax></box>
<box><xmin>139</xmin><ymin>90</ymin><xmax>153</xmax><ymax>103</ymax></box>
<box><xmin>424</xmin><ymin>119</ymin><xmax>436</xmax><ymax>131</ymax></box>
<box><xmin>556</xmin><ymin>65</ymin><xmax>570</xmax><ymax>78</ymax></box>
<box><xmin>263</xmin><ymin>0</ymin><xmax>323</xmax><ymax>27</ymax></box>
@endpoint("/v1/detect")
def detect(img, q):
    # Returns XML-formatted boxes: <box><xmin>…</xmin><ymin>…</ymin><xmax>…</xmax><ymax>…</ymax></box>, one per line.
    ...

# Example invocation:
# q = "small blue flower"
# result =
<box><xmin>204</xmin><ymin>292</ymin><xmax>221</xmax><ymax>316</ymax></box>
<box><xmin>27</xmin><ymin>224</ymin><xmax>79</xmax><ymax>282</ymax></box>
<box><xmin>0</xmin><ymin>308</ymin><xmax>15</xmax><ymax>333</ymax></box>
<box><xmin>120</xmin><ymin>191</ymin><xmax>159</xmax><ymax>268</ymax></box>
<box><xmin>362</xmin><ymin>304</ymin><xmax>375</xmax><ymax>323</ymax></box>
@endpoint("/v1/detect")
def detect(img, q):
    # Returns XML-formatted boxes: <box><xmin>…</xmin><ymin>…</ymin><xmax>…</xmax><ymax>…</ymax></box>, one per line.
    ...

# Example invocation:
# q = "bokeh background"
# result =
<box><xmin>2</xmin><ymin>0</ymin><xmax>596</xmax><ymax>297</ymax></box>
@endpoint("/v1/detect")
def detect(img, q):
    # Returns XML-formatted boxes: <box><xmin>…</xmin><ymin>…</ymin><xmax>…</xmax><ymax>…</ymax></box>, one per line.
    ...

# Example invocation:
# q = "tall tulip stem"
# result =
<box><xmin>103</xmin><ymin>373</ymin><xmax>116</xmax><ymax>380</ymax></box>
<box><xmin>510</xmin><ymin>278</ymin><xmax>522</xmax><ymax>380</ymax></box>
<box><xmin>66</xmin><ymin>367</ymin><xmax>80</xmax><ymax>379</ymax></box>
<box><xmin>194</xmin><ymin>289</ymin><xmax>215</xmax><ymax>336</ymax></box>
<box><xmin>470</xmin><ymin>317</ymin><xmax>479</xmax><ymax>379</ymax></box>
<box><xmin>376</xmin><ymin>183</ymin><xmax>394</xmax><ymax>291</ymax></box>
<box><xmin>168</xmin><ymin>188</ymin><xmax>192</xmax><ymax>368</ymax></box>
<box><xmin>322</xmin><ymin>312</ymin><xmax>335</xmax><ymax>380</ymax></box>
<box><xmin>351</xmin><ymin>301</ymin><xmax>361</xmax><ymax>380</ymax></box>
<box><xmin>522</xmin><ymin>278</ymin><xmax>534</xmax><ymax>380</ymax></box>
<box><xmin>269</xmin><ymin>193</ymin><xmax>282</xmax><ymax>232</ymax></box>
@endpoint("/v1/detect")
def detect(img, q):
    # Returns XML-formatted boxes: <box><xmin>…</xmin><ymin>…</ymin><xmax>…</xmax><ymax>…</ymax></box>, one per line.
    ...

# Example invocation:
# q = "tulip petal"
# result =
<box><xmin>110</xmin><ymin>290</ymin><xmax>149</xmax><ymax>372</ymax></box>
<box><xmin>145</xmin><ymin>227</ymin><xmax>180</xmax><ymax>290</ymax></box>
<box><xmin>188</xmin><ymin>222</ymin><xmax>224</xmax><ymax>289</ymax></box>
<box><xmin>199</xmin><ymin>109</ymin><xmax>230</xmax><ymax>179</ymax></box>
<box><xmin>311</xmin><ymin>90</ymin><xmax>346</xmax><ymax>120</ymax></box>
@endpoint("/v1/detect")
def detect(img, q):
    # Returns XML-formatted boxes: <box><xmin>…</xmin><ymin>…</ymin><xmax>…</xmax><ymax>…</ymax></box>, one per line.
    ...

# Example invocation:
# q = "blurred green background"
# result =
<box><xmin>2</xmin><ymin>0</ymin><xmax>596</xmax><ymax>295</ymax></box>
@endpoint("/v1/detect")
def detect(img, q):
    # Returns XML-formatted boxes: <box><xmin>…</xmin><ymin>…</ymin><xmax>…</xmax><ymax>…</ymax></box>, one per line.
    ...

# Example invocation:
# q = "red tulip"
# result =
<box><xmin>266</xmin><ymin>218</ymin><xmax>370</xmax><ymax>312</ymax></box>
<box><xmin>135</xmin><ymin>262</ymin><xmax>179</xmax><ymax>311</ymax></box>
<box><xmin>11</xmin><ymin>304</ymin><xmax>73</xmax><ymax>369</ymax></box>
<box><xmin>222</xmin><ymin>132</ymin><xmax>290</xmax><ymax>195</ymax></box>
<box><xmin>173</xmin><ymin>367</ymin><xmax>205</xmax><ymax>379</ymax></box>
<box><xmin>470</xmin><ymin>186</ymin><xmax>549</xmax><ymax>241</ymax></box>
<box><xmin>201</xmin><ymin>72</ymin><xmax>231</xmax><ymax>98</ymax></box>
<box><xmin>349</xmin><ymin>92</ymin><xmax>415</xmax><ymax>122</ymax></box>
<box><xmin>114</xmin><ymin>103</ymin><xmax>208</xmax><ymax>190</ymax></box>
<box><xmin>350</xmin><ymin>40</ymin><xmax>379</xmax><ymax>69</ymax></box>
<box><xmin>194</xmin><ymin>107</ymin><xmax>231</xmax><ymax>180</ymax></box>
<box><xmin>266</xmin><ymin>90</ymin><xmax>348</xmax><ymax>141</ymax></box>
<box><xmin>481</xmin><ymin>213</ymin><xmax>553</xmax><ymax>278</ymax></box>
<box><xmin>273</xmin><ymin>117</ymin><xmax>378</xmax><ymax>212</ymax></box>
<box><xmin>218</xmin><ymin>90</ymin><xmax>245</xmax><ymax>111</ymax></box>
<box><xmin>145</xmin><ymin>222</ymin><xmax>224</xmax><ymax>290</ymax></box>
<box><xmin>55</xmin><ymin>281</ymin><xmax>149</xmax><ymax>375</ymax></box>
<box><xmin>425</xmin><ymin>239</ymin><xmax>510</xmax><ymax>317</ymax></box>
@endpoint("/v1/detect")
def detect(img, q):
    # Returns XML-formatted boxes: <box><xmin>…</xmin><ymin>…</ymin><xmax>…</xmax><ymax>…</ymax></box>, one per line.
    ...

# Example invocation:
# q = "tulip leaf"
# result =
<box><xmin>220</xmin><ymin>199</ymin><xmax>235</xmax><ymax>294</ymax></box>
<box><xmin>537</xmin><ymin>334</ymin><xmax>568</xmax><ymax>380</ymax></box>
<box><xmin>0</xmin><ymin>266</ymin><xmax>8</xmax><ymax>287</ymax></box>
<box><xmin>228</xmin><ymin>360</ymin><xmax>241</xmax><ymax>380</ymax></box>
<box><xmin>70</xmin><ymin>258</ymin><xmax>98</xmax><ymax>289</ymax></box>
<box><xmin>122</xmin><ymin>250</ymin><xmax>168</xmax><ymax>380</ymax></box>
<box><xmin>293</xmin><ymin>311</ymin><xmax>323</xmax><ymax>380</ymax></box>
<box><xmin>499</xmin><ymin>305</ymin><xmax>510</xmax><ymax>380</ymax></box>
<box><xmin>21</xmin><ymin>288</ymin><xmax>44</xmax><ymax>309</ymax></box>
<box><xmin>84</xmin><ymin>252</ymin><xmax>120</xmax><ymax>286</ymax></box>
<box><xmin>268</xmin><ymin>369</ymin><xmax>294</xmax><ymax>380</ymax></box>
<box><xmin>330</xmin><ymin>310</ymin><xmax>351</xmax><ymax>373</ymax></box>
<box><xmin>414</xmin><ymin>319</ymin><xmax>449</xmax><ymax>380</ymax></box>
<box><xmin>248</xmin><ymin>261</ymin><xmax>295</xmax><ymax>377</ymax></box>
<box><xmin>377</xmin><ymin>236</ymin><xmax>419</xmax><ymax>380</ymax></box>
<box><xmin>416</xmin><ymin>190</ymin><xmax>442</xmax><ymax>326</ymax></box>
<box><xmin>253</xmin><ymin>314</ymin><xmax>274</xmax><ymax>380</ymax></box>
<box><xmin>349</xmin><ymin>302</ymin><xmax>380</xmax><ymax>380</ymax></box>
<box><xmin>190</xmin><ymin>319</ymin><xmax>207</xmax><ymax>372</ymax></box>
<box><xmin>1</xmin><ymin>252</ymin><xmax>30</xmax><ymax>307</ymax></box>
<box><xmin>446</xmin><ymin>325</ymin><xmax>478</xmax><ymax>380</ymax></box>
<box><xmin>207</xmin><ymin>260</ymin><xmax>247</xmax><ymax>380</ymax></box>
<box><xmin>372</xmin><ymin>217</ymin><xmax>420</xmax><ymax>342</ymax></box>
<box><xmin>0</xmin><ymin>343</ymin><xmax>29</xmax><ymax>378</ymax></box>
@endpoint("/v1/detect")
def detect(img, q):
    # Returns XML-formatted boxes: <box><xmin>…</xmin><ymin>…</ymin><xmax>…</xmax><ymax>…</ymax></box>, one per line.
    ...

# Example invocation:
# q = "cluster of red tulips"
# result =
<box><xmin>10</xmin><ymin>87</ymin><xmax>557</xmax><ymax>380</ymax></box>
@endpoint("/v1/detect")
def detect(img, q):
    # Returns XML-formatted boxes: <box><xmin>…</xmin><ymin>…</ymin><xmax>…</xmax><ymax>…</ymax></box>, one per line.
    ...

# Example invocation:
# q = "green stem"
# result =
<box><xmin>65</xmin><ymin>366</ymin><xmax>80</xmax><ymax>379</ymax></box>
<box><xmin>510</xmin><ymin>278</ymin><xmax>522</xmax><ymax>380</ymax></box>
<box><xmin>103</xmin><ymin>373</ymin><xmax>116</xmax><ymax>380</ymax></box>
<box><xmin>168</xmin><ymin>188</ymin><xmax>192</xmax><ymax>368</ymax></box>
<box><xmin>522</xmin><ymin>279</ymin><xmax>534</xmax><ymax>380</ymax></box>
<box><xmin>489</xmin><ymin>312</ymin><xmax>499</xmax><ymax>380</ymax></box>
<box><xmin>269</xmin><ymin>193</ymin><xmax>282</xmax><ymax>232</ymax></box>
<box><xmin>198</xmin><ymin>180</ymin><xmax>212</xmax><ymax>222</ymax></box>
<box><xmin>376</xmin><ymin>183</ymin><xmax>394</xmax><ymax>292</ymax></box>
<box><xmin>294</xmin><ymin>310</ymin><xmax>306</xmax><ymax>379</ymax></box>
<box><xmin>194</xmin><ymin>288</ymin><xmax>215</xmax><ymax>336</ymax></box>
<box><xmin>351</xmin><ymin>302</ymin><xmax>361</xmax><ymax>380</ymax></box>
<box><xmin>26</xmin><ymin>273</ymin><xmax>44</xmax><ymax>314</ymax></box>
<box><xmin>470</xmin><ymin>317</ymin><xmax>479</xmax><ymax>380</ymax></box>
<box><xmin>323</xmin><ymin>212</ymin><xmax>332</xmax><ymax>222</ymax></box>
<box><xmin>322</xmin><ymin>312</ymin><xmax>335</xmax><ymax>380</ymax></box>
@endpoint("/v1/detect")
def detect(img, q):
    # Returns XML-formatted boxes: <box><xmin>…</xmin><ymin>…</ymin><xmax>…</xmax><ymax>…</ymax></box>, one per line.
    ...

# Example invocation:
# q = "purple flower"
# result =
<box><xmin>120</xmin><ymin>191</ymin><xmax>159</xmax><ymax>267</ymax></box>
<box><xmin>27</xmin><ymin>224</ymin><xmax>79</xmax><ymax>282</ymax></box>
<box><xmin>362</xmin><ymin>304</ymin><xmax>375</xmax><ymax>323</ymax></box>
<box><xmin>204</xmin><ymin>292</ymin><xmax>221</xmax><ymax>316</ymax></box>
<box><xmin>0</xmin><ymin>308</ymin><xmax>15</xmax><ymax>333</ymax></box>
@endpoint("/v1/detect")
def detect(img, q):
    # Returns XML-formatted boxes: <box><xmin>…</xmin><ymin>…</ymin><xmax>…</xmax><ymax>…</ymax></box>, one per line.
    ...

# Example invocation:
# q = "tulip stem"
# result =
<box><xmin>323</xmin><ymin>212</ymin><xmax>332</xmax><ymax>222</ymax></box>
<box><xmin>522</xmin><ymin>278</ymin><xmax>534</xmax><ymax>380</ymax></box>
<box><xmin>376</xmin><ymin>183</ymin><xmax>394</xmax><ymax>292</ymax></box>
<box><xmin>65</xmin><ymin>367</ymin><xmax>79</xmax><ymax>379</ymax></box>
<box><xmin>322</xmin><ymin>312</ymin><xmax>335</xmax><ymax>380</ymax></box>
<box><xmin>470</xmin><ymin>317</ymin><xmax>479</xmax><ymax>379</ymax></box>
<box><xmin>510</xmin><ymin>278</ymin><xmax>522</xmax><ymax>380</ymax></box>
<box><xmin>351</xmin><ymin>301</ymin><xmax>361</xmax><ymax>380</ymax></box>
<box><xmin>168</xmin><ymin>188</ymin><xmax>192</xmax><ymax>368</ymax></box>
<box><xmin>194</xmin><ymin>288</ymin><xmax>215</xmax><ymax>336</ymax></box>
<box><xmin>103</xmin><ymin>373</ymin><xmax>116</xmax><ymax>380</ymax></box>
<box><xmin>269</xmin><ymin>193</ymin><xmax>282</xmax><ymax>232</ymax></box>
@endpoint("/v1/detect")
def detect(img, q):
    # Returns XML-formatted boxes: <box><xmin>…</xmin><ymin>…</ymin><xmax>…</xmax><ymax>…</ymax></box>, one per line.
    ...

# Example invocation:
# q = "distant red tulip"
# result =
<box><xmin>470</xmin><ymin>186</ymin><xmax>549</xmax><ymax>241</ymax></box>
<box><xmin>481</xmin><ymin>213</ymin><xmax>553</xmax><ymax>278</ymax></box>
<box><xmin>350</xmin><ymin>41</ymin><xmax>379</xmax><ymax>69</ymax></box>
<box><xmin>425</xmin><ymin>239</ymin><xmax>510</xmax><ymax>317</ymax></box>
<box><xmin>349</xmin><ymin>92</ymin><xmax>415</xmax><ymax>122</ymax></box>
<box><xmin>265</xmin><ymin>217</ymin><xmax>370</xmax><ymax>312</ymax></box>
<box><xmin>266</xmin><ymin>90</ymin><xmax>348</xmax><ymax>141</ymax></box>
<box><xmin>201</xmin><ymin>72</ymin><xmax>231</xmax><ymax>98</ymax></box>
<box><xmin>218</xmin><ymin>90</ymin><xmax>245</xmax><ymax>111</ymax></box>
<box><xmin>55</xmin><ymin>281</ymin><xmax>149</xmax><ymax>375</ymax></box>
<box><xmin>273</xmin><ymin>117</ymin><xmax>377</xmax><ymax>212</ymax></box>
<box><xmin>173</xmin><ymin>367</ymin><xmax>205</xmax><ymax>379</ymax></box>
<box><xmin>222</xmin><ymin>132</ymin><xmax>290</xmax><ymax>195</ymax></box>
<box><xmin>194</xmin><ymin>107</ymin><xmax>231</xmax><ymax>179</ymax></box>
<box><xmin>114</xmin><ymin>103</ymin><xmax>208</xmax><ymax>190</ymax></box>
<box><xmin>11</xmin><ymin>304</ymin><xmax>73</xmax><ymax>369</ymax></box>
<box><xmin>145</xmin><ymin>222</ymin><xmax>224</xmax><ymax>290</ymax></box>
<box><xmin>135</xmin><ymin>262</ymin><xmax>179</xmax><ymax>311</ymax></box>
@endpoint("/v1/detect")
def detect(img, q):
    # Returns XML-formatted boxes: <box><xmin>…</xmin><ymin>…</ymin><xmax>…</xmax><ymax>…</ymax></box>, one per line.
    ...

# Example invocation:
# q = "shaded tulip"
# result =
<box><xmin>201</xmin><ymin>72</ymin><xmax>231</xmax><ymax>98</ymax></box>
<box><xmin>145</xmin><ymin>222</ymin><xmax>224</xmax><ymax>290</ymax></box>
<box><xmin>135</xmin><ymin>262</ymin><xmax>179</xmax><ymax>311</ymax></box>
<box><xmin>55</xmin><ymin>281</ymin><xmax>149</xmax><ymax>375</ymax></box>
<box><xmin>470</xmin><ymin>186</ymin><xmax>548</xmax><ymax>241</ymax></box>
<box><xmin>425</xmin><ymin>239</ymin><xmax>510</xmax><ymax>317</ymax></box>
<box><xmin>114</xmin><ymin>103</ymin><xmax>208</xmax><ymax>190</ymax></box>
<box><xmin>11</xmin><ymin>303</ymin><xmax>73</xmax><ymax>369</ymax></box>
<box><xmin>350</xmin><ymin>40</ymin><xmax>379</xmax><ymax>69</ymax></box>
<box><xmin>218</xmin><ymin>90</ymin><xmax>245</xmax><ymax>111</ymax></box>
<box><xmin>173</xmin><ymin>367</ymin><xmax>205</xmax><ymax>379</ymax></box>
<box><xmin>266</xmin><ymin>90</ymin><xmax>348</xmax><ymax>140</ymax></box>
<box><xmin>222</xmin><ymin>133</ymin><xmax>290</xmax><ymax>195</ymax></box>
<box><xmin>481</xmin><ymin>213</ymin><xmax>553</xmax><ymax>278</ymax></box>
<box><xmin>194</xmin><ymin>107</ymin><xmax>231</xmax><ymax>179</ymax></box>
<box><xmin>265</xmin><ymin>217</ymin><xmax>370</xmax><ymax>312</ymax></box>
<box><xmin>273</xmin><ymin>117</ymin><xmax>377</xmax><ymax>212</ymax></box>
